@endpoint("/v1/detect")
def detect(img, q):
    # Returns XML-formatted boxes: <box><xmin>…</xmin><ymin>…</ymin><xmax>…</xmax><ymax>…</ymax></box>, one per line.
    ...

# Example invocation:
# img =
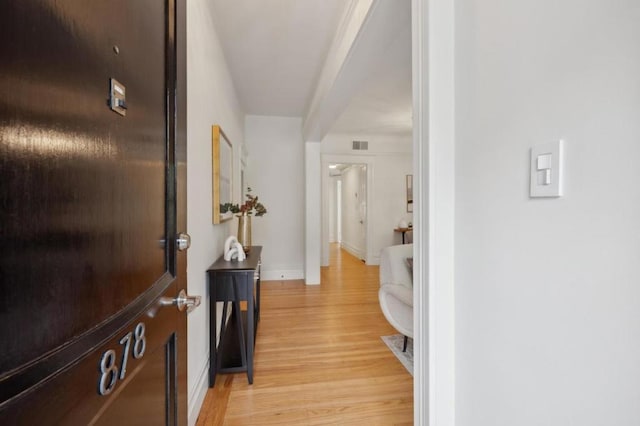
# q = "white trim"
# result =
<box><xmin>413</xmin><ymin>0</ymin><xmax>456</xmax><ymax>425</ymax></box>
<box><xmin>411</xmin><ymin>2</ymin><xmax>427</xmax><ymax>422</ymax></box>
<box><xmin>339</xmin><ymin>241</ymin><xmax>365</xmax><ymax>261</ymax></box>
<box><xmin>187</xmin><ymin>356</ymin><xmax>210</xmax><ymax>426</ymax></box>
<box><xmin>261</xmin><ymin>269</ymin><xmax>305</xmax><ymax>281</ymax></box>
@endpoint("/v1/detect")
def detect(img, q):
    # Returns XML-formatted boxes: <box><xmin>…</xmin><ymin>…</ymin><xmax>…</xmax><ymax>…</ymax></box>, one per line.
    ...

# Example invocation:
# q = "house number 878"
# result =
<box><xmin>98</xmin><ymin>322</ymin><xmax>146</xmax><ymax>396</ymax></box>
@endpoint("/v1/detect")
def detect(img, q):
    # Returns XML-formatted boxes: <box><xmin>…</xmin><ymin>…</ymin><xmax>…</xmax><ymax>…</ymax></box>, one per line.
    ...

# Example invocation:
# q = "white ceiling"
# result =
<box><xmin>329</xmin><ymin>21</ymin><xmax>412</xmax><ymax>136</ymax></box>
<box><xmin>210</xmin><ymin>0</ymin><xmax>412</xmax><ymax>136</ymax></box>
<box><xmin>210</xmin><ymin>0</ymin><xmax>346</xmax><ymax>117</ymax></box>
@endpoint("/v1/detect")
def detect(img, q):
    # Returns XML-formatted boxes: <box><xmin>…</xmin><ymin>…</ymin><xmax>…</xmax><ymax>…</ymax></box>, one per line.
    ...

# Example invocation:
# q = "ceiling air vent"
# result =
<box><xmin>352</xmin><ymin>140</ymin><xmax>369</xmax><ymax>150</ymax></box>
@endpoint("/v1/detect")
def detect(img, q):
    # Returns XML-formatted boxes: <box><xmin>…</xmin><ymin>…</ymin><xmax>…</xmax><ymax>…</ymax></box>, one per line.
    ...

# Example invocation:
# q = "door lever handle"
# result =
<box><xmin>160</xmin><ymin>289</ymin><xmax>201</xmax><ymax>313</ymax></box>
<box><xmin>176</xmin><ymin>233</ymin><xmax>191</xmax><ymax>251</ymax></box>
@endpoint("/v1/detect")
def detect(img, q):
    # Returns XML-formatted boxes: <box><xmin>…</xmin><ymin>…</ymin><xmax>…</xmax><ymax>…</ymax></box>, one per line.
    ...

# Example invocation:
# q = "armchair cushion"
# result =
<box><xmin>379</xmin><ymin>243</ymin><xmax>413</xmax><ymax>290</ymax></box>
<box><xmin>380</xmin><ymin>283</ymin><xmax>413</xmax><ymax>307</ymax></box>
<box><xmin>379</xmin><ymin>244</ymin><xmax>414</xmax><ymax>338</ymax></box>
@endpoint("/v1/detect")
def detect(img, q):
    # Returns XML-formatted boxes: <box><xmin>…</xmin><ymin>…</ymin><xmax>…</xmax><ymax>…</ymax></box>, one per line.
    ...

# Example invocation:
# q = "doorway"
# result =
<box><xmin>327</xmin><ymin>163</ymin><xmax>367</xmax><ymax>263</ymax></box>
<box><xmin>321</xmin><ymin>155</ymin><xmax>374</xmax><ymax>267</ymax></box>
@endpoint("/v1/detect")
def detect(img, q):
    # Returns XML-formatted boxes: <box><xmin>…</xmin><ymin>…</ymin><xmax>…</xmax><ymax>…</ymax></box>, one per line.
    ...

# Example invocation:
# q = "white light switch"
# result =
<box><xmin>537</xmin><ymin>153</ymin><xmax>551</xmax><ymax>170</ymax></box>
<box><xmin>536</xmin><ymin>154</ymin><xmax>552</xmax><ymax>185</ymax></box>
<box><xmin>530</xmin><ymin>140</ymin><xmax>563</xmax><ymax>197</ymax></box>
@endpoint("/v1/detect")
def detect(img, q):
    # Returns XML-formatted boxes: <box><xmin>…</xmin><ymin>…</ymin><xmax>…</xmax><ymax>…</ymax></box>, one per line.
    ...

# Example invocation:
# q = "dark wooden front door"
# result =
<box><xmin>0</xmin><ymin>0</ymin><xmax>188</xmax><ymax>424</ymax></box>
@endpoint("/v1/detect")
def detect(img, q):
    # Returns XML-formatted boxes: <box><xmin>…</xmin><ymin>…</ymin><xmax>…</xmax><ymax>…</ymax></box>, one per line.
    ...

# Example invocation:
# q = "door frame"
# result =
<box><xmin>412</xmin><ymin>0</ymin><xmax>455</xmax><ymax>425</ymax></box>
<box><xmin>321</xmin><ymin>154</ymin><xmax>374</xmax><ymax>266</ymax></box>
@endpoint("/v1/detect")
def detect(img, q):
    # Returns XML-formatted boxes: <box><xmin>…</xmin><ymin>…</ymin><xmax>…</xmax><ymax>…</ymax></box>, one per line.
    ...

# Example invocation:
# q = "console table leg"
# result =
<box><xmin>209</xmin><ymin>281</ymin><xmax>218</xmax><ymax>388</ymax></box>
<box><xmin>256</xmin><ymin>277</ymin><xmax>261</xmax><ymax>322</ymax></box>
<box><xmin>232</xmin><ymin>280</ymin><xmax>248</xmax><ymax>371</ymax></box>
<box><xmin>217</xmin><ymin>301</ymin><xmax>230</xmax><ymax>373</ymax></box>
<box><xmin>246</xmin><ymin>274</ymin><xmax>254</xmax><ymax>384</ymax></box>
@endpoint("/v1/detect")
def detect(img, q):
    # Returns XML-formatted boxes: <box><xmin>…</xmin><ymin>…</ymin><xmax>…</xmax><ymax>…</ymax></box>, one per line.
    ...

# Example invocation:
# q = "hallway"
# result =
<box><xmin>197</xmin><ymin>244</ymin><xmax>413</xmax><ymax>424</ymax></box>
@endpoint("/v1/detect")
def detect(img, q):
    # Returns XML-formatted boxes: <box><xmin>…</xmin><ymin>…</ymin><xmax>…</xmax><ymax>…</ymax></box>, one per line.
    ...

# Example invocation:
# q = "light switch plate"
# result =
<box><xmin>530</xmin><ymin>140</ymin><xmax>563</xmax><ymax>197</ymax></box>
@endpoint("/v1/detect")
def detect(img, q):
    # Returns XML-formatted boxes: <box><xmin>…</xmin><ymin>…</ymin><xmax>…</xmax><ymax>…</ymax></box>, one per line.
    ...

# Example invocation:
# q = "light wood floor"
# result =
<box><xmin>196</xmin><ymin>244</ymin><xmax>413</xmax><ymax>425</ymax></box>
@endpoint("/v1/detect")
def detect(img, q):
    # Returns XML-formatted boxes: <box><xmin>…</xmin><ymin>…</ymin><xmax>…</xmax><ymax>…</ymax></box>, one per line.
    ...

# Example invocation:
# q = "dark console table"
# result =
<box><xmin>207</xmin><ymin>246</ymin><xmax>262</xmax><ymax>387</ymax></box>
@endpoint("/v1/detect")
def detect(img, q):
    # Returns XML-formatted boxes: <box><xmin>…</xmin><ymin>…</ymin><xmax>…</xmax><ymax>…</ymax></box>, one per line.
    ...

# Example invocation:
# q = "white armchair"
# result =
<box><xmin>379</xmin><ymin>244</ymin><xmax>413</xmax><ymax>351</ymax></box>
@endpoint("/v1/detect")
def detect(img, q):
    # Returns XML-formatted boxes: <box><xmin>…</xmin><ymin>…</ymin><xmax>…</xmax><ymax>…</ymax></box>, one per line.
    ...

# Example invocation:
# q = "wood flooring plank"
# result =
<box><xmin>196</xmin><ymin>244</ymin><xmax>413</xmax><ymax>425</ymax></box>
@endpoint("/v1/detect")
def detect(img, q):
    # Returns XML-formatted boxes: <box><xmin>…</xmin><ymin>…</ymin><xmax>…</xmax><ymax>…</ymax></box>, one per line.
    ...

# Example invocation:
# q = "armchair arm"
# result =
<box><xmin>379</xmin><ymin>284</ymin><xmax>413</xmax><ymax>337</ymax></box>
<box><xmin>379</xmin><ymin>244</ymin><xmax>413</xmax><ymax>289</ymax></box>
<box><xmin>380</xmin><ymin>284</ymin><xmax>413</xmax><ymax>307</ymax></box>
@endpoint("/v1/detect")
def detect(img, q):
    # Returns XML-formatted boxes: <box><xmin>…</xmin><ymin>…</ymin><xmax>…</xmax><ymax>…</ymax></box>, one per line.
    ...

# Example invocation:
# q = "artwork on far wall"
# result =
<box><xmin>406</xmin><ymin>174</ymin><xmax>413</xmax><ymax>213</ymax></box>
<box><xmin>212</xmin><ymin>125</ymin><xmax>233</xmax><ymax>224</ymax></box>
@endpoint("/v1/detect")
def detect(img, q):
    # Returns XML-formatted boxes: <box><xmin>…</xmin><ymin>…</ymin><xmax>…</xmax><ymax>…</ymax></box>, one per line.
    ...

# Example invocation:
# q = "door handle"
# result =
<box><xmin>176</xmin><ymin>233</ymin><xmax>191</xmax><ymax>251</ymax></box>
<box><xmin>160</xmin><ymin>289</ymin><xmax>201</xmax><ymax>313</ymax></box>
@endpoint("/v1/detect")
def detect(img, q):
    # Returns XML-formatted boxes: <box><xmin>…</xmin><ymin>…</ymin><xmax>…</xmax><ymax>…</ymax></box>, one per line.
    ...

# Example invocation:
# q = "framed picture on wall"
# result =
<box><xmin>406</xmin><ymin>174</ymin><xmax>413</xmax><ymax>213</ymax></box>
<box><xmin>212</xmin><ymin>124</ymin><xmax>233</xmax><ymax>224</ymax></box>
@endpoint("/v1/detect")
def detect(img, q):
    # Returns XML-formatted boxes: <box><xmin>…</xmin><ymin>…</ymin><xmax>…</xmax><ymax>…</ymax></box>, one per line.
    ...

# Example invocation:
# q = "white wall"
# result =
<box><xmin>244</xmin><ymin>115</ymin><xmax>305</xmax><ymax>280</ymax></box>
<box><xmin>186</xmin><ymin>1</ymin><xmax>245</xmax><ymax>423</ymax></box>
<box><xmin>321</xmin><ymin>133</ymin><xmax>412</xmax><ymax>264</ymax></box>
<box><xmin>455</xmin><ymin>1</ymin><xmax>640</xmax><ymax>425</ymax></box>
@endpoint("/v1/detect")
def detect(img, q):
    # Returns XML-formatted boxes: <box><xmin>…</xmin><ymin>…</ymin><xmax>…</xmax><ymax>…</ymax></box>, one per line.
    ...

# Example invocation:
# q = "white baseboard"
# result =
<box><xmin>340</xmin><ymin>241</ymin><xmax>365</xmax><ymax>261</ymax></box>
<box><xmin>261</xmin><ymin>269</ymin><xmax>304</xmax><ymax>281</ymax></box>
<box><xmin>188</xmin><ymin>357</ymin><xmax>210</xmax><ymax>426</ymax></box>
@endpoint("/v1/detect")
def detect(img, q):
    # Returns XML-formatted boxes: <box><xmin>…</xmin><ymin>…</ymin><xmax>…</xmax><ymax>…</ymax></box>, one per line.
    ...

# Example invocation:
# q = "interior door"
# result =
<box><xmin>0</xmin><ymin>1</ymin><xmax>190</xmax><ymax>424</ymax></box>
<box><xmin>358</xmin><ymin>165</ymin><xmax>367</xmax><ymax>260</ymax></box>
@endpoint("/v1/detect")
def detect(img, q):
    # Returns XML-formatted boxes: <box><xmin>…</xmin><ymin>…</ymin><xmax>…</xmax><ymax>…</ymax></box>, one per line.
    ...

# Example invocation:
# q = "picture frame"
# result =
<box><xmin>212</xmin><ymin>125</ymin><xmax>233</xmax><ymax>224</ymax></box>
<box><xmin>406</xmin><ymin>174</ymin><xmax>413</xmax><ymax>213</ymax></box>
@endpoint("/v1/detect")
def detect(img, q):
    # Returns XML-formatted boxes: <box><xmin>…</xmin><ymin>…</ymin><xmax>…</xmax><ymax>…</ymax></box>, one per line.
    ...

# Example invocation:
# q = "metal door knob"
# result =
<box><xmin>176</xmin><ymin>233</ymin><xmax>191</xmax><ymax>251</ymax></box>
<box><xmin>160</xmin><ymin>289</ymin><xmax>201</xmax><ymax>313</ymax></box>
